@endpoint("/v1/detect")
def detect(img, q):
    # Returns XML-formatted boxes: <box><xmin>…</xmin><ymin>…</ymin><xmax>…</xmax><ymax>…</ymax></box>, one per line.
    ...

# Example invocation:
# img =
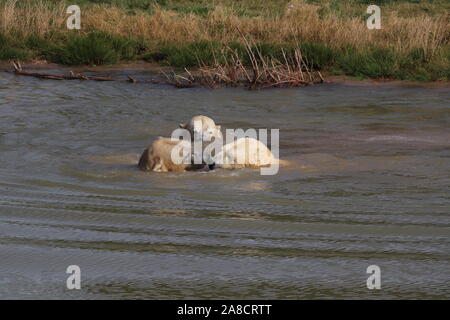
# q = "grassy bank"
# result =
<box><xmin>0</xmin><ymin>0</ymin><xmax>448</xmax><ymax>81</ymax></box>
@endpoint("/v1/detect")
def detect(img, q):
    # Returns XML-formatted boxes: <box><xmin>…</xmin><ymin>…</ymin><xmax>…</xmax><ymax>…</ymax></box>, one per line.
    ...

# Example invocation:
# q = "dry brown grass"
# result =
<box><xmin>0</xmin><ymin>0</ymin><xmax>66</xmax><ymax>37</ymax></box>
<box><xmin>0</xmin><ymin>0</ymin><xmax>448</xmax><ymax>59</ymax></box>
<box><xmin>83</xmin><ymin>3</ymin><xmax>450</xmax><ymax>57</ymax></box>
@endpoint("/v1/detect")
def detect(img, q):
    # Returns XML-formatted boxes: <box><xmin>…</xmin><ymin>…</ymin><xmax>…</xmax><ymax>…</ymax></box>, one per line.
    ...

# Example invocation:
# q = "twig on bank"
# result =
<box><xmin>10</xmin><ymin>60</ymin><xmax>115</xmax><ymax>81</ymax></box>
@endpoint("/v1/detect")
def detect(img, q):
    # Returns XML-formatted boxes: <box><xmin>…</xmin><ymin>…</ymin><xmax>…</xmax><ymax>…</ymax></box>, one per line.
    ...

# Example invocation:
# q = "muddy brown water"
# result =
<box><xmin>0</xmin><ymin>69</ymin><xmax>449</xmax><ymax>299</ymax></box>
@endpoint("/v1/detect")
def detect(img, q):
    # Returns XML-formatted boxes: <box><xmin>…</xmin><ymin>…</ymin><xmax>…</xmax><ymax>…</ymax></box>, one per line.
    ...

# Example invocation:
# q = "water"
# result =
<box><xmin>0</xmin><ymin>69</ymin><xmax>449</xmax><ymax>299</ymax></box>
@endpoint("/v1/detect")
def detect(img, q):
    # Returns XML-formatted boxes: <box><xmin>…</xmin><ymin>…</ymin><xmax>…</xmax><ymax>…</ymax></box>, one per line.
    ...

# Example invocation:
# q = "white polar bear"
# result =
<box><xmin>211</xmin><ymin>137</ymin><xmax>285</xmax><ymax>175</ymax></box>
<box><xmin>179</xmin><ymin>115</ymin><xmax>222</xmax><ymax>143</ymax></box>
<box><xmin>138</xmin><ymin>115</ymin><xmax>287</xmax><ymax>174</ymax></box>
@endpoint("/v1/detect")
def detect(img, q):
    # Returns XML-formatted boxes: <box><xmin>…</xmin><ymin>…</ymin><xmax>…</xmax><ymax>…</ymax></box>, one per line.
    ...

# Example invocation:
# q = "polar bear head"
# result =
<box><xmin>179</xmin><ymin>115</ymin><xmax>222</xmax><ymax>142</ymax></box>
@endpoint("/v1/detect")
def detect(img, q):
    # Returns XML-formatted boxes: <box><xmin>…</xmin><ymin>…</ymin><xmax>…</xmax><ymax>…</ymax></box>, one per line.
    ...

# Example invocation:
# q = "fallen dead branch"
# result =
<box><xmin>10</xmin><ymin>61</ymin><xmax>115</xmax><ymax>81</ymax></box>
<box><xmin>7</xmin><ymin>60</ymin><xmax>190</xmax><ymax>86</ymax></box>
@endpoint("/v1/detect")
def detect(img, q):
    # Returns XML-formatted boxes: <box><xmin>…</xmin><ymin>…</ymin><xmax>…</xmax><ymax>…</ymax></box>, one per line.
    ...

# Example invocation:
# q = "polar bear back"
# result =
<box><xmin>215</xmin><ymin>137</ymin><xmax>275</xmax><ymax>169</ymax></box>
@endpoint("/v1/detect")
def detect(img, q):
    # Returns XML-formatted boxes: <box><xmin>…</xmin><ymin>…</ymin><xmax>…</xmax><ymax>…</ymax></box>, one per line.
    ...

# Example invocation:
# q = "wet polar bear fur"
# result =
<box><xmin>138</xmin><ymin>137</ymin><xmax>194</xmax><ymax>172</ymax></box>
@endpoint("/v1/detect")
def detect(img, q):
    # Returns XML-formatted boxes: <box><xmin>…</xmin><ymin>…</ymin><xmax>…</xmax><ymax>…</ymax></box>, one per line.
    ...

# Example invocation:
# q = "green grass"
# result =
<box><xmin>0</xmin><ymin>31</ymin><xmax>148</xmax><ymax>65</ymax></box>
<box><xmin>334</xmin><ymin>46</ymin><xmax>398</xmax><ymax>78</ymax></box>
<box><xmin>55</xmin><ymin>32</ymin><xmax>119</xmax><ymax>65</ymax></box>
<box><xmin>330</xmin><ymin>45</ymin><xmax>450</xmax><ymax>81</ymax></box>
<box><xmin>72</xmin><ymin>0</ymin><xmax>159</xmax><ymax>10</ymax></box>
<box><xmin>0</xmin><ymin>46</ymin><xmax>29</xmax><ymax>61</ymax></box>
<box><xmin>143</xmin><ymin>39</ymin><xmax>449</xmax><ymax>81</ymax></box>
<box><xmin>2</xmin><ymin>29</ymin><xmax>447</xmax><ymax>81</ymax></box>
<box><xmin>397</xmin><ymin>46</ymin><xmax>450</xmax><ymax>81</ymax></box>
<box><xmin>144</xmin><ymin>40</ymin><xmax>222</xmax><ymax>67</ymax></box>
<box><xmin>24</xmin><ymin>34</ymin><xmax>59</xmax><ymax>60</ymax></box>
<box><xmin>63</xmin><ymin>0</ymin><xmax>448</xmax><ymax>19</ymax></box>
<box><xmin>0</xmin><ymin>33</ymin><xmax>30</xmax><ymax>60</ymax></box>
<box><xmin>50</xmin><ymin>32</ymin><xmax>145</xmax><ymax>65</ymax></box>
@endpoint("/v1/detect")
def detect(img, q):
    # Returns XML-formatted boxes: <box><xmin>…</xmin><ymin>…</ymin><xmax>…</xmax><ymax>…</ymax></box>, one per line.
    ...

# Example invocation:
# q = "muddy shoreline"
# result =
<box><xmin>2</xmin><ymin>60</ymin><xmax>449</xmax><ymax>88</ymax></box>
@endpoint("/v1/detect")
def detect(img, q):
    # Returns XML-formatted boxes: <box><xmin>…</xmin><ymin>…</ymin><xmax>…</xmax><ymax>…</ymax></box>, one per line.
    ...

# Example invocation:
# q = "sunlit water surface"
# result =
<box><xmin>0</xmin><ymin>69</ymin><xmax>449</xmax><ymax>299</ymax></box>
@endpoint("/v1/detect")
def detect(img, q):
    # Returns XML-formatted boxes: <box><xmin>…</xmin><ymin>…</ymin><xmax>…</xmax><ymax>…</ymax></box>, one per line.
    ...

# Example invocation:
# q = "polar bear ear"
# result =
<box><xmin>216</xmin><ymin>125</ymin><xmax>221</xmax><ymax>130</ymax></box>
<box><xmin>179</xmin><ymin>123</ymin><xmax>187</xmax><ymax>129</ymax></box>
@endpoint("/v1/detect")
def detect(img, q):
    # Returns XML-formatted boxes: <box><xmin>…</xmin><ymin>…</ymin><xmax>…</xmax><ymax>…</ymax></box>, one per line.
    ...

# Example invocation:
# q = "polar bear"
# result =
<box><xmin>213</xmin><ymin>137</ymin><xmax>278</xmax><ymax>169</ymax></box>
<box><xmin>138</xmin><ymin>115</ymin><xmax>286</xmax><ymax>174</ymax></box>
<box><xmin>210</xmin><ymin>136</ymin><xmax>288</xmax><ymax>175</ymax></box>
<box><xmin>138</xmin><ymin>137</ymin><xmax>196</xmax><ymax>172</ymax></box>
<box><xmin>179</xmin><ymin>115</ymin><xmax>222</xmax><ymax>143</ymax></box>
<box><xmin>178</xmin><ymin>115</ymin><xmax>223</xmax><ymax>167</ymax></box>
<box><xmin>138</xmin><ymin>137</ymin><xmax>212</xmax><ymax>172</ymax></box>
